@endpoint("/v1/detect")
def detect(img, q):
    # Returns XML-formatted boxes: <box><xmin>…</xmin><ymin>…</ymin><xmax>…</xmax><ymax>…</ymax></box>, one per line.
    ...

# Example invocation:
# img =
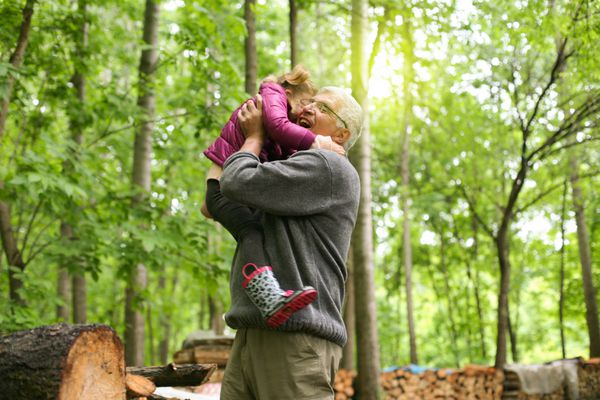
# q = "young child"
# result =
<box><xmin>203</xmin><ymin>66</ymin><xmax>344</xmax><ymax>328</ymax></box>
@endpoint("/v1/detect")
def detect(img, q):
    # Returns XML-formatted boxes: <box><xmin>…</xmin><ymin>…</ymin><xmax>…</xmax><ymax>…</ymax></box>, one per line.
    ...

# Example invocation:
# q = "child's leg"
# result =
<box><xmin>205</xmin><ymin>179</ymin><xmax>317</xmax><ymax>328</ymax></box>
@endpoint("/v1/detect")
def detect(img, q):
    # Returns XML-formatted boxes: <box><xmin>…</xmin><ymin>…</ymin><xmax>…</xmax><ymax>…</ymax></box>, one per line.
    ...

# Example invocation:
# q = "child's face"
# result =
<box><xmin>288</xmin><ymin>92</ymin><xmax>313</xmax><ymax>120</ymax></box>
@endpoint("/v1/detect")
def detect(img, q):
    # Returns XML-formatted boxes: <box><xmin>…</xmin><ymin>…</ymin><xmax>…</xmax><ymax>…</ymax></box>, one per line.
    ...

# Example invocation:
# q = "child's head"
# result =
<box><xmin>276</xmin><ymin>65</ymin><xmax>318</xmax><ymax>117</ymax></box>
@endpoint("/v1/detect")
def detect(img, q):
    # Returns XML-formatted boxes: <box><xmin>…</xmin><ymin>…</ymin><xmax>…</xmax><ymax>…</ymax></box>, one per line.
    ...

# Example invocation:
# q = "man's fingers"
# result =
<box><xmin>255</xmin><ymin>94</ymin><xmax>263</xmax><ymax>111</ymax></box>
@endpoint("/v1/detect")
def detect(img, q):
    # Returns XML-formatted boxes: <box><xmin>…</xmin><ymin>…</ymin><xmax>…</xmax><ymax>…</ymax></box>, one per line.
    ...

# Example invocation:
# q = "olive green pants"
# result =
<box><xmin>220</xmin><ymin>328</ymin><xmax>342</xmax><ymax>400</ymax></box>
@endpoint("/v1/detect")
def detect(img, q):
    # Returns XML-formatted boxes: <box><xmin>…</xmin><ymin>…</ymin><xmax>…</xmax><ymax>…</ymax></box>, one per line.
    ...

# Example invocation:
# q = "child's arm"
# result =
<box><xmin>260</xmin><ymin>82</ymin><xmax>316</xmax><ymax>151</ymax></box>
<box><xmin>310</xmin><ymin>135</ymin><xmax>346</xmax><ymax>155</ymax></box>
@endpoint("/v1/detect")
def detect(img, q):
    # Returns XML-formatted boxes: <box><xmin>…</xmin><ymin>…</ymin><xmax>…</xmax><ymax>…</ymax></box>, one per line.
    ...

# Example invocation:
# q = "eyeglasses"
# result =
<box><xmin>301</xmin><ymin>99</ymin><xmax>348</xmax><ymax>129</ymax></box>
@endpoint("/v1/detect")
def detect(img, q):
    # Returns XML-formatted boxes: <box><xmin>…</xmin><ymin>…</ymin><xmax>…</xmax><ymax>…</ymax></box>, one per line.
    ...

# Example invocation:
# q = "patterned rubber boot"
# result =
<box><xmin>242</xmin><ymin>263</ymin><xmax>317</xmax><ymax>328</ymax></box>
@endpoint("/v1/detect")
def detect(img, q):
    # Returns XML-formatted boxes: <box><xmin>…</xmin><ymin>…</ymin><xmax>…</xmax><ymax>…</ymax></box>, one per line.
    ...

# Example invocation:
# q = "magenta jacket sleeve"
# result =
<box><xmin>259</xmin><ymin>82</ymin><xmax>316</xmax><ymax>151</ymax></box>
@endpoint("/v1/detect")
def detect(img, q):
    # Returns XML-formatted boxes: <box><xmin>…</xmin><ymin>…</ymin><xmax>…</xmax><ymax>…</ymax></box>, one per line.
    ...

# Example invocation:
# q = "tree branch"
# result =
<box><xmin>458</xmin><ymin>184</ymin><xmax>495</xmax><ymax>239</ymax></box>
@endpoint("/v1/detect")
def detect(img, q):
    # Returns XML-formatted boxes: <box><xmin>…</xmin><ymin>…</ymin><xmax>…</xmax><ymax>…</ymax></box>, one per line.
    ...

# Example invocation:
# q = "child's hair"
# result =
<box><xmin>264</xmin><ymin>65</ymin><xmax>317</xmax><ymax>96</ymax></box>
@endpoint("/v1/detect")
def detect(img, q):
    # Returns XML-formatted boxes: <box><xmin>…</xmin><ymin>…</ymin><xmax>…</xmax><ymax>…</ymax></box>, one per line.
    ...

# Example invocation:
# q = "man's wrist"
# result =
<box><xmin>240</xmin><ymin>136</ymin><xmax>264</xmax><ymax>156</ymax></box>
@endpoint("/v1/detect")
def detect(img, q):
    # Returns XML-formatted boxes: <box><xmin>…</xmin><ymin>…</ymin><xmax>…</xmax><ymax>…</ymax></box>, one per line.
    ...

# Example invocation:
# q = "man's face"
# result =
<box><xmin>297</xmin><ymin>93</ymin><xmax>345</xmax><ymax>137</ymax></box>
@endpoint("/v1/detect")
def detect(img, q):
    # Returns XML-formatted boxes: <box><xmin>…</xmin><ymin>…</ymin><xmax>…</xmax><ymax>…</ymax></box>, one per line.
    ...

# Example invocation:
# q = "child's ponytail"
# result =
<box><xmin>277</xmin><ymin>65</ymin><xmax>317</xmax><ymax>96</ymax></box>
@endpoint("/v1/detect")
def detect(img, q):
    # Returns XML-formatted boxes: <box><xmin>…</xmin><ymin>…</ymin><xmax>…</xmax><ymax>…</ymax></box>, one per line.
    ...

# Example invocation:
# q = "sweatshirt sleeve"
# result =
<box><xmin>220</xmin><ymin>150</ymin><xmax>333</xmax><ymax>216</ymax></box>
<box><xmin>260</xmin><ymin>82</ymin><xmax>317</xmax><ymax>151</ymax></box>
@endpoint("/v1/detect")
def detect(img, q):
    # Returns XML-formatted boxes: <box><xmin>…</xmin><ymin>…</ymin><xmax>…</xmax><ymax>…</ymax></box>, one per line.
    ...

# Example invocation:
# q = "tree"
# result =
<box><xmin>570</xmin><ymin>155</ymin><xmax>600</xmax><ymax>356</ymax></box>
<box><xmin>0</xmin><ymin>0</ymin><xmax>37</xmax><ymax>306</ymax></box>
<box><xmin>289</xmin><ymin>0</ymin><xmax>298</xmax><ymax>67</ymax></box>
<box><xmin>125</xmin><ymin>0</ymin><xmax>159</xmax><ymax>366</ymax></box>
<box><xmin>244</xmin><ymin>0</ymin><xmax>257</xmax><ymax>95</ymax></box>
<box><xmin>350</xmin><ymin>0</ymin><xmax>380</xmax><ymax>398</ymax></box>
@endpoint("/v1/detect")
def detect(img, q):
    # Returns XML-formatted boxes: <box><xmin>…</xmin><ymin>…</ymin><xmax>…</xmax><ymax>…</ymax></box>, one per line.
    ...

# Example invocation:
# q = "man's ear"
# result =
<box><xmin>333</xmin><ymin>128</ymin><xmax>350</xmax><ymax>145</ymax></box>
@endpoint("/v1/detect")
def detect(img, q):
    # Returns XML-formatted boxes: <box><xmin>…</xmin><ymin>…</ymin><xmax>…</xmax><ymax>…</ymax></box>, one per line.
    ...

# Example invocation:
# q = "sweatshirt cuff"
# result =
<box><xmin>223</xmin><ymin>151</ymin><xmax>260</xmax><ymax>169</ymax></box>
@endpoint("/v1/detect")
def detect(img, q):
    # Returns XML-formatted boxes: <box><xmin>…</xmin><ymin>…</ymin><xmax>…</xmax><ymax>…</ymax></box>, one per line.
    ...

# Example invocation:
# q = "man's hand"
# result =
<box><xmin>237</xmin><ymin>94</ymin><xmax>265</xmax><ymax>157</ymax></box>
<box><xmin>238</xmin><ymin>94</ymin><xmax>265</xmax><ymax>140</ymax></box>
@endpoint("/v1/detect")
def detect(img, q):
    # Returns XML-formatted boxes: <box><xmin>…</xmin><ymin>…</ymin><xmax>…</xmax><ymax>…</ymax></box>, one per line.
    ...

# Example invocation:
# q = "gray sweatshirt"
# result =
<box><xmin>220</xmin><ymin>149</ymin><xmax>360</xmax><ymax>346</ymax></box>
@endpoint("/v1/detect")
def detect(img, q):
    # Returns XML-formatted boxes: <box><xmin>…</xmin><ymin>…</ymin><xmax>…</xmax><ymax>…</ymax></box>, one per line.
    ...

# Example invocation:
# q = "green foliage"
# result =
<box><xmin>0</xmin><ymin>0</ymin><xmax>598</xmax><ymax>369</ymax></box>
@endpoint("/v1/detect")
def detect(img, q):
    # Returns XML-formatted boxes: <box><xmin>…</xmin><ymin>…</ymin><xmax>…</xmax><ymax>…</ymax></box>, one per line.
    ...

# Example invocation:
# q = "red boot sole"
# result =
<box><xmin>267</xmin><ymin>289</ymin><xmax>317</xmax><ymax>328</ymax></box>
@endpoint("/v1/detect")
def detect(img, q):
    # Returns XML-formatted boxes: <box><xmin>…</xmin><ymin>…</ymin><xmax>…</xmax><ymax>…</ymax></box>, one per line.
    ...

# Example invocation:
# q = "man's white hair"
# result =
<box><xmin>318</xmin><ymin>86</ymin><xmax>363</xmax><ymax>150</ymax></box>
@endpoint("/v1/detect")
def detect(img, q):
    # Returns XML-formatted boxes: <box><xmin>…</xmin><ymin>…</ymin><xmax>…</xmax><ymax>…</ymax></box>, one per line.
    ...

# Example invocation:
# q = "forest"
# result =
<box><xmin>0</xmin><ymin>0</ymin><xmax>598</xmax><ymax>393</ymax></box>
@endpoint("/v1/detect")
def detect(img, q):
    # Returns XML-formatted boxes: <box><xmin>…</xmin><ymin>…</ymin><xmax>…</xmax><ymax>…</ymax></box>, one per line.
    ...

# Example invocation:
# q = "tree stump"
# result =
<box><xmin>0</xmin><ymin>323</ymin><xmax>126</xmax><ymax>400</ymax></box>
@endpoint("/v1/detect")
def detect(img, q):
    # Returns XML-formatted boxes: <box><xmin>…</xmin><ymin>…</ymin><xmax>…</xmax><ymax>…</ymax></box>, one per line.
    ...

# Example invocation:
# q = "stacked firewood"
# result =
<box><xmin>334</xmin><ymin>368</ymin><xmax>356</xmax><ymax>400</ymax></box>
<box><xmin>173</xmin><ymin>336</ymin><xmax>233</xmax><ymax>383</ymax></box>
<box><xmin>380</xmin><ymin>365</ymin><xmax>503</xmax><ymax>400</ymax></box>
<box><xmin>578</xmin><ymin>358</ymin><xmax>600</xmax><ymax>400</ymax></box>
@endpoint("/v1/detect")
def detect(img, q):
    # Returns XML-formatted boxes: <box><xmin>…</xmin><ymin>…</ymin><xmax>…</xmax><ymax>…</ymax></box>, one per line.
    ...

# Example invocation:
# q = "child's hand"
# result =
<box><xmin>311</xmin><ymin>135</ymin><xmax>346</xmax><ymax>156</ymax></box>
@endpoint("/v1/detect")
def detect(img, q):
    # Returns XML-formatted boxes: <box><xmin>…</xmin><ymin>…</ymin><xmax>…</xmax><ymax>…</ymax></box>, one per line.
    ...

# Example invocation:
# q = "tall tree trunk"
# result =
<box><xmin>440</xmin><ymin>231</ymin><xmax>460</xmax><ymax>367</ymax></box>
<box><xmin>0</xmin><ymin>0</ymin><xmax>35</xmax><ymax>143</ymax></box>
<box><xmin>126</xmin><ymin>0</ymin><xmax>159</xmax><ymax>367</ymax></box>
<box><xmin>400</xmin><ymin>13</ymin><xmax>417</xmax><ymax>366</ymax></box>
<box><xmin>570</xmin><ymin>156</ymin><xmax>600</xmax><ymax>357</ymax></box>
<box><xmin>62</xmin><ymin>0</ymin><xmax>89</xmax><ymax>324</ymax></box>
<box><xmin>508</xmin><ymin>303</ymin><xmax>519</xmax><ymax>362</ymax></box>
<box><xmin>469</xmin><ymin>215</ymin><xmax>487</xmax><ymax>360</ymax></box>
<box><xmin>341</xmin><ymin>252</ymin><xmax>355</xmax><ymax>371</ymax></box>
<box><xmin>289</xmin><ymin>0</ymin><xmax>298</xmax><ymax>68</ymax></box>
<box><xmin>0</xmin><ymin>0</ymin><xmax>36</xmax><ymax>306</ymax></box>
<box><xmin>244</xmin><ymin>0</ymin><xmax>257</xmax><ymax>95</ymax></box>
<box><xmin>494</xmin><ymin>228</ymin><xmax>512</xmax><ymax>368</ymax></box>
<box><xmin>209</xmin><ymin>296</ymin><xmax>225</xmax><ymax>335</ymax></box>
<box><xmin>559</xmin><ymin>180</ymin><xmax>567</xmax><ymax>359</ymax></box>
<box><xmin>350</xmin><ymin>0</ymin><xmax>380</xmax><ymax>398</ymax></box>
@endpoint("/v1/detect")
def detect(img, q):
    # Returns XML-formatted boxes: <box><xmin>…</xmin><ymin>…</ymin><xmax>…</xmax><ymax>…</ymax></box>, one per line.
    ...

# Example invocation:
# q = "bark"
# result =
<box><xmin>244</xmin><ymin>0</ymin><xmax>257</xmax><ymax>95</ymax></box>
<box><xmin>57</xmin><ymin>266</ymin><xmax>70</xmax><ymax>321</ymax></box>
<box><xmin>350</xmin><ymin>0</ymin><xmax>380</xmax><ymax>398</ymax></box>
<box><xmin>65</xmin><ymin>0</ymin><xmax>89</xmax><ymax>324</ymax></box>
<box><xmin>341</xmin><ymin>251</ymin><xmax>355</xmax><ymax>371</ymax></box>
<box><xmin>570</xmin><ymin>157</ymin><xmax>600</xmax><ymax>357</ymax></box>
<box><xmin>126</xmin><ymin>363</ymin><xmax>216</xmax><ymax>387</ymax></box>
<box><xmin>494</xmin><ymin>230</ymin><xmax>512</xmax><ymax>368</ymax></box>
<box><xmin>0</xmin><ymin>0</ymin><xmax>36</xmax><ymax>307</ymax></box>
<box><xmin>0</xmin><ymin>323</ymin><xmax>125</xmax><ymax>400</ymax></box>
<box><xmin>126</xmin><ymin>0</ymin><xmax>159</xmax><ymax>367</ymax></box>
<box><xmin>289</xmin><ymin>0</ymin><xmax>298</xmax><ymax>67</ymax></box>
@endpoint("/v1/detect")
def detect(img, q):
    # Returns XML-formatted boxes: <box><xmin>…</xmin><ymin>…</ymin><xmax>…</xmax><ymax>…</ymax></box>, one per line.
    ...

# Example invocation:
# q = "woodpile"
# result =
<box><xmin>334</xmin><ymin>368</ymin><xmax>356</xmax><ymax>400</ymax></box>
<box><xmin>173</xmin><ymin>335</ymin><xmax>233</xmax><ymax>383</ymax></box>
<box><xmin>578</xmin><ymin>358</ymin><xmax>600</xmax><ymax>400</ymax></box>
<box><xmin>380</xmin><ymin>365</ymin><xmax>504</xmax><ymax>400</ymax></box>
<box><xmin>0</xmin><ymin>323</ymin><xmax>216</xmax><ymax>400</ymax></box>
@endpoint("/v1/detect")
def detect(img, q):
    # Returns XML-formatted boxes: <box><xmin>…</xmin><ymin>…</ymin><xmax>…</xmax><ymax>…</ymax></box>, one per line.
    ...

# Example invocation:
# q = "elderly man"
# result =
<box><xmin>217</xmin><ymin>87</ymin><xmax>362</xmax><ymax>400</ymax></box>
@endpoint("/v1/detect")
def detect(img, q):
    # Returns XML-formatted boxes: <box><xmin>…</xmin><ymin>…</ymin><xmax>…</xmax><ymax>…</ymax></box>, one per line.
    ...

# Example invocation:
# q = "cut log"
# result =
<box><xmin>126</xmin><ymin>374</ymin><xmax>156</xmax><ymax>398</ymax></box>
<box><xmin>0</xmin><ymin>323</ymin><xmax>125</xmax><ymax>400</ymax></box>
<box><xmin>126</xmin><ymin>363</ymin><xmax>216</xmax><ymax>387</ymax></box>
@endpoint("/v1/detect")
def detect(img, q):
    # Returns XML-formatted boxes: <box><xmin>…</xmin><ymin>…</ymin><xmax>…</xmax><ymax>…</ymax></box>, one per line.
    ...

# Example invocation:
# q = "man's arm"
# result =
<box><xmin>221</xmin><ymin>94</ymin><xmax>334</xmax><ymax>216</ymax></box>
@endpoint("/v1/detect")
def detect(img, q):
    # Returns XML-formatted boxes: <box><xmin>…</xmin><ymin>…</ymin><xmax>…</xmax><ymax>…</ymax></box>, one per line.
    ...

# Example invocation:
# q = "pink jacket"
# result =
<box><xmin>203</xmin><ymin>82</ymin><xmax>316</xmax><ymax>166</ymax></box>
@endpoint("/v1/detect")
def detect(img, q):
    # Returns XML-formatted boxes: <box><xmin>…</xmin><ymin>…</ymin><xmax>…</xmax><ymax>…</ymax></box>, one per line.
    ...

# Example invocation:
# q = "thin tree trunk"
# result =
<box><xmin>244</xmin><ymin>0</ymin><xmax>257</xmax><ymax>95</ymax></box>
<box><xmin>65</xmin><ymin>0</ymin><xmax>89</xmax><ymax>324</ymax></box>
<box><xmin>400</xmin><ymin>13</ymin><xmax>417</xmax><ymax>366</ymax></box>
<box><xmin>351</xmin><ymin>0</ymin><xmax>380</xmax><ymax>398</ymax></box>
<box><xmin>495</xmin><ymin>230</ymin><xmax>512</xmax><ymax>368</ymax></box>
<box><xmin>56</xmin><ymin>264</ymin><xmax>70</xmax><ymax>321</ymax></box>
<box><xmin>440</xmin><ymin>232</ymin><xmax>460</xmax><ymax>367</ymax></box>
<box><xmin>508</xmin><ymin>302</ymin><xmax>519</xmax><ymax>363</ymax></box>
<box><xmin>470</xmin><ymin>215</ymin><xmax>487</xmax><ymax>360</ymax></box>
<box><xmin>559</xmin><ymin>180</ymin><xmax>567</xmax><ymax>359</ymax></box>
<box><xmin>209</xmin><ymin>296</ymin><xmax>225</xmax><ymax>335</ymax></box>
<box><xmin>570</xmin><ymin>157</ymin><xmax>600</xmax><ymax>357</ymax></box>
<box><xmin>0</xmin><ymin>0</ymin><xmax>35</xmax><ymax>143</ymax></box>
<box><xmin>341</xmin><ymin>252</ymin><xmax>355</xmax><ymax>371</ymax></box>
<box><xmin>289</xmin><ymin>0</ymin><xmax>298</xmax><ymax>68</ymax></box>
<box><xmin>0</xmin><ymin>0</ymin><xmax>36</xmax><ymax>307</ymax></box>
<box><xmin>126</xmin><ymin>0</ymin><xmax>159</xmax><ymax>367</ymax></box>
